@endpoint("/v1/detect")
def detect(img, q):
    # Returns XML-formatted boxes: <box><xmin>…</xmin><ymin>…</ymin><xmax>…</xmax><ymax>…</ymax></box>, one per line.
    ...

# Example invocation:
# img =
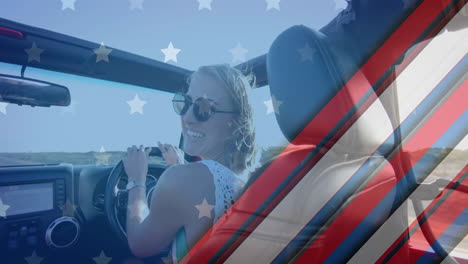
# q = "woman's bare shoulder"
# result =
<box><xmin>156</xmin><ymin>162</ymin><xmax>214</xmax><ymax>196</ymax></box>
<box><xmin>162</xmin><ymin>162</ymin><xmax>210</xmax><ymax>179</ymax></box>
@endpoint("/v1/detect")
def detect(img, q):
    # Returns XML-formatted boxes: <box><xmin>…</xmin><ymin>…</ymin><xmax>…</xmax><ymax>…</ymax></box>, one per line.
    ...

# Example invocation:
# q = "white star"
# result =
<box><xmin>0</xmin><ymin>102</ymin><xmax>8</xmax><ymax>115</ymax></box>
<box><xmin>60</xmin><ymin>199</ymin><xmax>77</xmax><ymax>217</ymax></box>
<box><xmin>272</xmin><ymin>95</ymin><xmax>283</xmax><ymax>114</ymax></box>
<box><xmin>61</xmin><ymin>0</ymin><xmax>76</xmax><ymax>10</ymax></box>
<box><xmin>62</xmin><ymin>101</ymin><xmax>79</xmax><ymax>114</ymax></box>
<box><xmin>129</xmin><ymin>0</ymin><xmax>144</xmax><ymax>10</ymax></box>
<box><xmin>197</xmin><ymin>0</ymin><xmax>213</xmax><ymax>10</ymax></box>
<box><xmin>127</xmin><ymin>94</ymin><xmax>147</xmax><ymax>115</ymax></box>
<box><xmin>266</xmin><ymin>0</ymin><xmax>280</xmax><ymax>11</ymax></box>
<box><xmin>127</xmin><ymin>203</ymin><xmax>139</xmax><ymax>220</ymax></box>
<box><xmin>25</xmin><ymin>250</ymin><xmax>43</xmax><ymax>264</ymax></box>
<box><xmin>264</xmin><ymin>99</ymin><xmax>274</xmax><ymax>115</ymax></box>
<box><xmin>128</xmin><ymin>201</ymin><xmax>150</xmax><ymax>220</ymax></box>
<box><xmin>195</xmin><ymin>198</ymin><xmax>214</xmax><ymax>219</ymax></box>
<box><xmin>161</xmin><ymin>42</ymin><xmax>181</xmax><ymax>63</ymax></box>
<box><xmin>95</xmin><ymin>152</ymin><xmax>111</xmax><ymax>166</ymax></box>
<box><xmin>93</xmin><ymin>42</ymin><xmax>112</xmax><ymax>63</ymax></box>
<box><xmin>298</xmin><ymin>43</ymin><xmax>316</xmax><ymax>62</ymax></box>
<box><xmin>25</xmin><ymin>42</ymin><xmax>44</xmax><ymax>63</ymax></box>
<box><xmin>93</xmin><ymin>251</ymin><xmax>112</xmax><ymax>264</ymax></box>
<box><xmin>334</xmin><ymin>0</ymin><xmax>348</xmax><ymax>11</ymax></box>
<box><xmin>0</xmin><ymin>198</ymin><xmax>10</xmax><ymax>218</ymax></box>
<box><xmin>229</xmin><ymin>43</ymin><xmax>248</xmax><ymax>64</ymax></box>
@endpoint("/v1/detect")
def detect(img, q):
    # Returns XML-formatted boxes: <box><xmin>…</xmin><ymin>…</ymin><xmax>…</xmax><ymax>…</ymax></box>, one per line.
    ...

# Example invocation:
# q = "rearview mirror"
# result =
<box><xmin>0</xmin><ymin>74</ymin><xmax>71</xmax><ymax>107</ymax></box>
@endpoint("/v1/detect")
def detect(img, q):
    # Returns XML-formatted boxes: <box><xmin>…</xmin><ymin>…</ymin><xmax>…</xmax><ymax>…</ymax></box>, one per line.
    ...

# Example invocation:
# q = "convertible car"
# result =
<box><xmin>0</xmin><ymin>0</ymin><xmax>467</xmax><ymax>263</ymax></box>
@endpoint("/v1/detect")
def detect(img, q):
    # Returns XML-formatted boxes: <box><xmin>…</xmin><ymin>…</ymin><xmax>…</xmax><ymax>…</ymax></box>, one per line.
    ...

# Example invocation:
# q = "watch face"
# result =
<box><xmin>125</xmin><ymin>182</ymin><xmax>133</xmax><ymax>190</ymax></box>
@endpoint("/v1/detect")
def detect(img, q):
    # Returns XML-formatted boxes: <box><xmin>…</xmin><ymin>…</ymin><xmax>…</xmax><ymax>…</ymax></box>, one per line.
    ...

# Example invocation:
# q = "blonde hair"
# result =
<box><xmin>188</xmin><ymin>64</ymin><xmax>257</xmax><ymax>175</ymax></box>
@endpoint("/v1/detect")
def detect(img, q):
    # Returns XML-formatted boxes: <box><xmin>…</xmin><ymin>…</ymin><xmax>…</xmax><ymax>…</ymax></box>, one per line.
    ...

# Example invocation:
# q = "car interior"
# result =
<box><xmin>1</xmin><ymin>1</ymin><xmax>468</xmax><ymax>263</ymax></box>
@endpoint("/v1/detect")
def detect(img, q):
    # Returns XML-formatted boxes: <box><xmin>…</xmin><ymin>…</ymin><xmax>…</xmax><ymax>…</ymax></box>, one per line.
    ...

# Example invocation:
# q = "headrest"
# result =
<box><xmin>267</xmin><ymin>25</ymin><xmax>394</xmax><ymax>155</ymax></box>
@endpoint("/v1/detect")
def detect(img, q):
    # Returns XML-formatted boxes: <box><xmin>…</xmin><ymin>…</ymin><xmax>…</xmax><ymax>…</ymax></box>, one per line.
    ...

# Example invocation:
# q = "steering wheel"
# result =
<box><xmin>104</xmin><ymin>147</ymin><xmax>166</xmax><ymax>245</ymax></box>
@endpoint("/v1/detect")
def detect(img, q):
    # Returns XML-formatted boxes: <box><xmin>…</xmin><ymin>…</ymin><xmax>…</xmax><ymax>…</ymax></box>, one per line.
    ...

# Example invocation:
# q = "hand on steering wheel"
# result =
<box><xmin>105</xmin><ymin>145</ymin><xmax>166</xmax><ymax>245</ymax></box>
<box><xmin>158</xmin><ymin>141</ymin><xmax>185</xmax><ymax>166</ymax></box>
<box><xmin>123</xmin><ymin>145</ymin><xmax>152</xmax><ymax>183</ymax></box>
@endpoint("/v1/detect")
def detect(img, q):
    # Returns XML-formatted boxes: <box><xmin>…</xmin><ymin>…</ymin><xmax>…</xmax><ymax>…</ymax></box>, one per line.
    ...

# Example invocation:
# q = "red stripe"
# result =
<box><xmin>295</xmin><ymin>68</ymin><xmax>468</xmax><ymax>264</ymax></box>
<box><xmin>182</xmin><ymin>0</ymin><xmax>460</xmax><ymax>262</ymax></box>
<box><xmin>386</xmin><ymin>165</ymin><xmax>468</xmax><ymax>263</ymax></box>
<box><xmin>376</xmin><ymin>80</ymin><xmax>468</xmax><ymax>264</ymax></box>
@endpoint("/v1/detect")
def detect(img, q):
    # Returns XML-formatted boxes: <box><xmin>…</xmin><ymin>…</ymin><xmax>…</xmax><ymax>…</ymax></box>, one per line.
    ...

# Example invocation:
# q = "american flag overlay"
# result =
<box><xmin>0</xmin><ymin>0</ymin><xmax>467</xmax><ymax>264</ymax></box>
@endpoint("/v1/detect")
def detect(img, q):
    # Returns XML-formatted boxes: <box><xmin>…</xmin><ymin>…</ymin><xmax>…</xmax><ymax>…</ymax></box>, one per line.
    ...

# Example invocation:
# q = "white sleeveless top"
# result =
<box><xmin>199</xmin><ymin>160</ymin><xmax>246</xmax><ymax>222</ymax></box>
<box><xmin>170</xmin><ymin>160</ymin><xmax>245</xmax><ymax>263</ymax></box>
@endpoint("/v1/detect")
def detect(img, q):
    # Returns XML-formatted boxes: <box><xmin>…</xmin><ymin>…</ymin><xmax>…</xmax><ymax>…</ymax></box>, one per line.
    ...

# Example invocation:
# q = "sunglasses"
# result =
<box><xmin>172</xmin><ymin>93</ymin><xmax>239</xmax><ymax>122</ymax></box>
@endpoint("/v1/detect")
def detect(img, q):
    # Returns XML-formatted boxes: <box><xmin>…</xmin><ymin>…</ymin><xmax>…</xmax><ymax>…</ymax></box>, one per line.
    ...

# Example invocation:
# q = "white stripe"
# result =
<box><xmin>225</xmin><ymin>9</ymin><xmax>468</xmax><ymax>264</ymax></box>
<box><xmin>348</xmin><ymin>135</ymin><xmax>468</xmax><ymax>264</ymax></box>
<box><xmin>441</xmin><ymin>241</ymin><xmax>468</xmax><ymax>264</ymax></box>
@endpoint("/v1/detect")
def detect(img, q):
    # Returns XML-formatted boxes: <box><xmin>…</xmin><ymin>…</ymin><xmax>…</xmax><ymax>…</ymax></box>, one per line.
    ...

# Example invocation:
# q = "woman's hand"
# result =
<box><xmin>158</xmin><ymin>141</ymin><xmax>185</xmax><ymax>166</ymax></box>
<box><xmin>123</xmin><ymin>145</ymin><xmax>152</xmax><ymax>182</ymax></box>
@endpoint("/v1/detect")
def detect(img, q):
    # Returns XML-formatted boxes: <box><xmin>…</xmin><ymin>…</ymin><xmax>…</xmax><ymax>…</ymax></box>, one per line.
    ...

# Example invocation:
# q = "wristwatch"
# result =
<box><xmin>126</xmin><ymin>181</ymin><xmax>146</xmax><ymax>191</ymax></box>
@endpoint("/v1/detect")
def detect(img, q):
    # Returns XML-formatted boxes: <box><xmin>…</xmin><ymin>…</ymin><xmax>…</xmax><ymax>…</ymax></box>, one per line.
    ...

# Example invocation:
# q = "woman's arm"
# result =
<box><xmin>123</xmin><ymin>145</ymin><xmax>191</xmax><ymax>257</ymax></box>
<box><xmin>126</xmin><ymin>183</ymin><xmax>150</xmax><ymax>256</ymax></box>
<box><xmin>126</xmin><ymin>165</ymin><xmax>193</xmax><ymax>257</ymax></box>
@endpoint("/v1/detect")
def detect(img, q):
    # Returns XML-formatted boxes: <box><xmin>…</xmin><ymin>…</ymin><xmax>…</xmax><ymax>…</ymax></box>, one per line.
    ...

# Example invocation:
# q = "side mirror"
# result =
<box><xmin>0</xmin><ymin>74</ymin><xmax>71</xmax><ymax>107</ymax></box>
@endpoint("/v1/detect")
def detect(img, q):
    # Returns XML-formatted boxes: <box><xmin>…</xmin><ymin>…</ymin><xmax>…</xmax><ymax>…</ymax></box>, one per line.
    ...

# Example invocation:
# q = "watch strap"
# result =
<box><xmin>126</xmin><ymin>181</ymin><xmax>146</xmax><ymax>191</ymax></box>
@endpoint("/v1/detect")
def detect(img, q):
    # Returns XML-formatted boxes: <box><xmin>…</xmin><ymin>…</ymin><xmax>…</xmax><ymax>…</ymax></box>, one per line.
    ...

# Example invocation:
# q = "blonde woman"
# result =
<box><xmin>122</xmin><ymin>64</ymin><xmax>257</xmax><ymax>263</ymax></box>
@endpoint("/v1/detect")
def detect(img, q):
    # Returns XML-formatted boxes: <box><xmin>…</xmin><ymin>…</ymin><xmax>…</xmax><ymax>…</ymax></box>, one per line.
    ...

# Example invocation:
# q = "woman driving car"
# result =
<box><xmin>122</xmin><ymin>64</ymin><xmax>257</xmax><ymax>263</ymax></box>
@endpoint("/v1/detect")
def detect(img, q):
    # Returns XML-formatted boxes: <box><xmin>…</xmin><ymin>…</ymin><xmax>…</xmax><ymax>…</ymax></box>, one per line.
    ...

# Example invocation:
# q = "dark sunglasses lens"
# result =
<box><xmin>194</xmin><ymin>98</ymin><xmax>213</xmax><ymax>121</ymax></box>
<box><xmin>172</xmin><ymin>93</ymin><xmax>188</xmax><ymax>115</ymax></box>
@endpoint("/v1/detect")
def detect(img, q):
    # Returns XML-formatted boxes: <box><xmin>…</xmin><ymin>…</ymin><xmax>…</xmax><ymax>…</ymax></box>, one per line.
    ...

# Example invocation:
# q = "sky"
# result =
<box><xmin>0</xmin><ymin>0</ymin><xmax>346</xmax><ymax>153</ymax></box>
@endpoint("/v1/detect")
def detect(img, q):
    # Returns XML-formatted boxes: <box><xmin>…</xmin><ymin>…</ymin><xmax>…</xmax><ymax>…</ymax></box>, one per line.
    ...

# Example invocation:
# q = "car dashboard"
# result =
<box><xmin>0</xmin><ymin>164</ymin><xmax>73</xmax><ymax>254</ymax></box>
<box><xmin>0</xmin><ymin>163</ymin><xmax>166</xmax><ymax>263</ymax></box>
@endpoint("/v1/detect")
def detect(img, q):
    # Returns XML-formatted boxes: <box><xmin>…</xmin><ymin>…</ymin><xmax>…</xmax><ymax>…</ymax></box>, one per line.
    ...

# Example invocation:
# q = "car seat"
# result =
<box><xmin>184</xmin><ymin>24</ymin><xmax>408</xmax><ymax>264</ymax></box>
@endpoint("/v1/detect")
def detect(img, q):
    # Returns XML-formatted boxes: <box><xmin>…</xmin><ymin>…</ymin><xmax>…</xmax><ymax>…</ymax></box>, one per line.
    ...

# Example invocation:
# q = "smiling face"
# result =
<box><xmin>181</xmin><ymin>72</ymin><xmax>237</xmax><ymax>162</ymax></box>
